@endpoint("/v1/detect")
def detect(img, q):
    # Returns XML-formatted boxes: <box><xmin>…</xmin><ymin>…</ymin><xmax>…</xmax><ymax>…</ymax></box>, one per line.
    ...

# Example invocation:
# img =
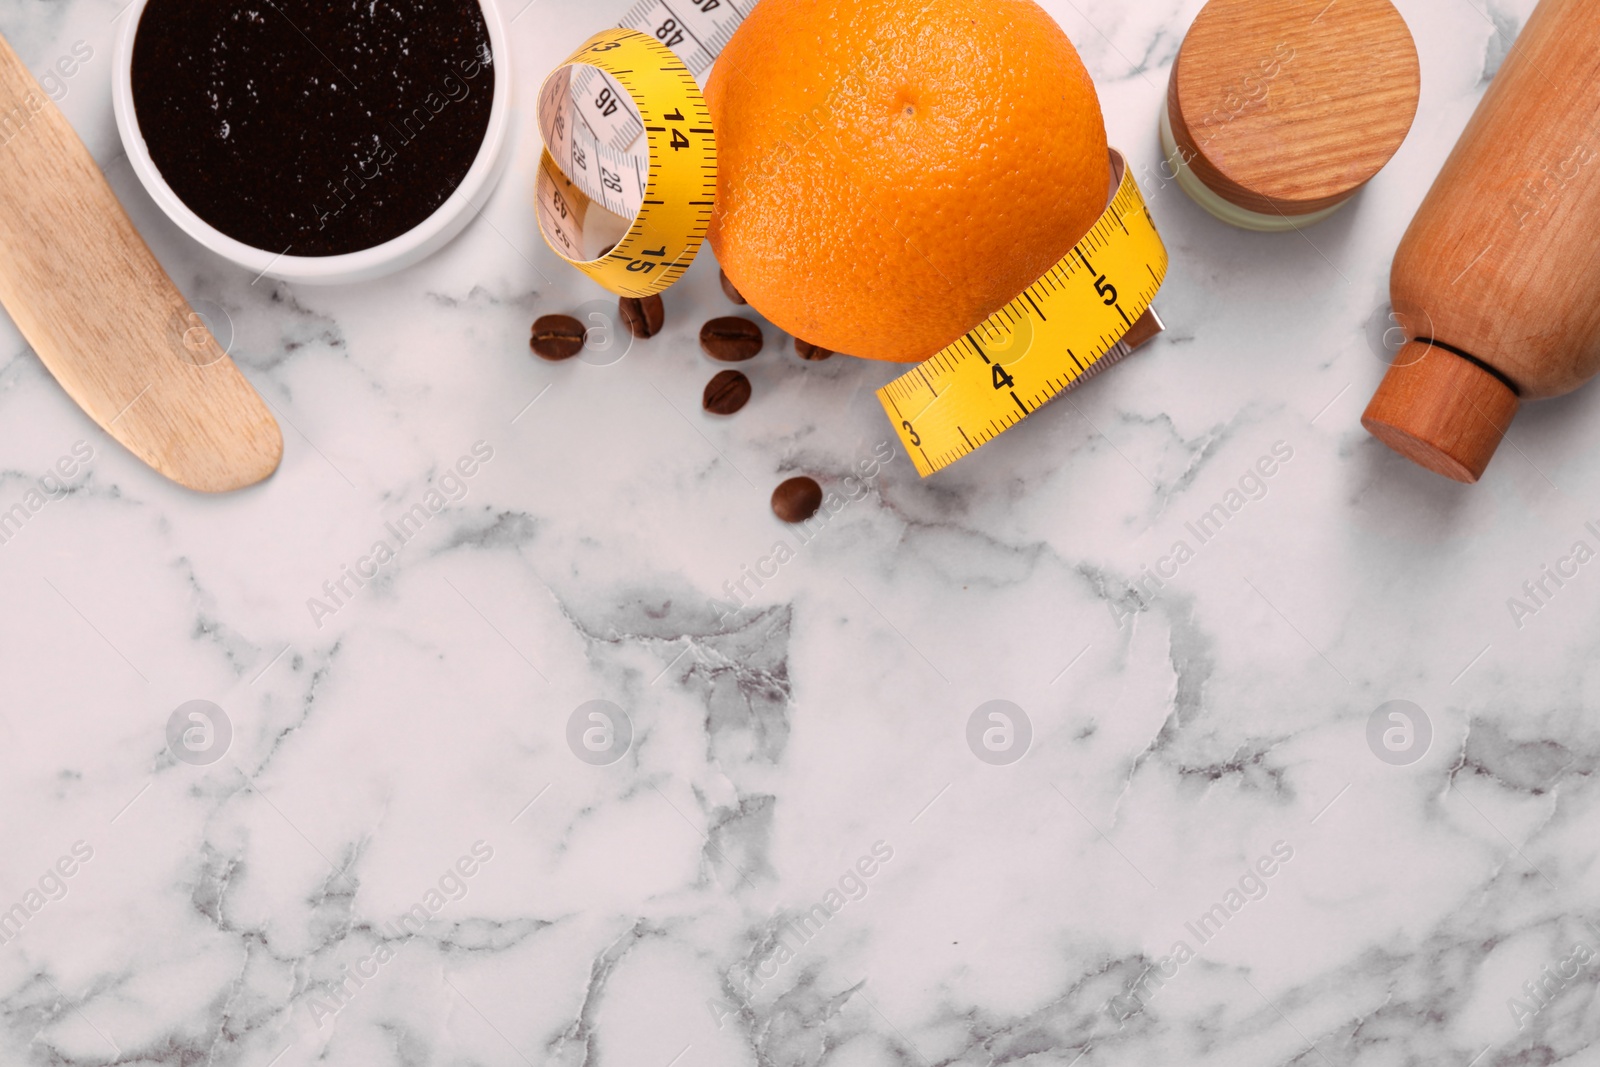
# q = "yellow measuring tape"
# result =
<box><xmin>879</xmin><ymin>154</ymin><xmax>1168</xmax><ymax>476</ymax></box>
<box><xmin>535</xmin><ymin>4</ymin><xmax>1168</xmax><ymax>475</ymax></box>
<box><xmin>535</xmin><ymin>29</ymin><xmax>716</xmax><ymax>297</ymax></box>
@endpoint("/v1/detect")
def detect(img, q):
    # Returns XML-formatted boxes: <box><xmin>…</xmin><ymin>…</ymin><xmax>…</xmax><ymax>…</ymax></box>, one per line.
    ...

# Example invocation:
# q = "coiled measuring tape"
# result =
<box><xmin>535</xmin><ymin>27</ymin><xmax>716</xmax><ymax>298</ymax></box>
<box><xmin>535</xmin><ymin>1</ymin><xmax>1168</xmax><ymax>474</ymax></box>
<box><xmin>535</xmin><ymin>0</ymin><xmax>751</xmax><ymax>296</ymax></box>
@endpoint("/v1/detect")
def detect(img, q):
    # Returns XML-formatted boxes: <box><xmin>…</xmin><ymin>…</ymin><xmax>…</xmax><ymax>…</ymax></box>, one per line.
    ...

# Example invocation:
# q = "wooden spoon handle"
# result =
<box><xmin>0</xmin><ymin>31</ymin><xmax>281</xmax><ymax>492</ymax></box>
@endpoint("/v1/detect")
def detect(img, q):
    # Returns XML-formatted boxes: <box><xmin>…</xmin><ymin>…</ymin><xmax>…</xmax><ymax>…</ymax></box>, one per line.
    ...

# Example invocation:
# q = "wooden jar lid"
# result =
<box><xmin>1163</xmin><ymin>0</ymin><xmax>1420</xmax><ymax>229</ymax></box>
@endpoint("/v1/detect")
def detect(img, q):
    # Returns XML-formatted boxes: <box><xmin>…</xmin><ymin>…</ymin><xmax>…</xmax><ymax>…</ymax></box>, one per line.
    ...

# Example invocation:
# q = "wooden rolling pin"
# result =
<box><xmin>1362</xmin><ymin>0</ymin><xmax>1600</xmax><ymax>483</ymax></box>
<box><xmin>0</xmin><ymin>31</ymin><xmax>280</xmax><ymax>492</ymax></box>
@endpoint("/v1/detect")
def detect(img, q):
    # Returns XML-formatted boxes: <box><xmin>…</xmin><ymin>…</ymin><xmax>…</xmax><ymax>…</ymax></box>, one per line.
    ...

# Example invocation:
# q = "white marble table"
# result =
<box><xmin>1</xmin><ymin>0</ymin><xmax>1596</xmax><ymax>1064</ymax></box>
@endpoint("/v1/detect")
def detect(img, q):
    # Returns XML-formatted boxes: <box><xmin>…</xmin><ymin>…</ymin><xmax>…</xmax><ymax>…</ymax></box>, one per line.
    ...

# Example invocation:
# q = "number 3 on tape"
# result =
<box><xmin>878</xmin><ymin>149</ymin><xmax>1169</xmax><ymax>477</ymax></box>
<box><xmin>533</xmin><ymin>15</ymin><xmax>1170</xmax><ymax>478</ymax></box>
<box><xmin>535</xmin><ymin>29</ymin><xmax>718</xmax><ymax>298</ymax></box>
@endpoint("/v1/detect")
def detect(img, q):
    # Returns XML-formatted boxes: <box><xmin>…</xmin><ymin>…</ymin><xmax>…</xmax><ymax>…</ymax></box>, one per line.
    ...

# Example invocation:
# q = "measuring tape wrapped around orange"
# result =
<box><xmin>535</xmin><ymin>0</ymin><xmax>1168</xmax><ymax>477</ymax></box>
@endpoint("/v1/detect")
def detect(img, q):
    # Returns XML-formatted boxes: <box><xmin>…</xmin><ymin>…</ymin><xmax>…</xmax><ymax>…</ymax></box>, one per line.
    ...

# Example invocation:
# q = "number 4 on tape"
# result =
<box><xmin>879</xmin><ymin>150</ymin><xmax>1169</xmax><ymax>477</ymax></box>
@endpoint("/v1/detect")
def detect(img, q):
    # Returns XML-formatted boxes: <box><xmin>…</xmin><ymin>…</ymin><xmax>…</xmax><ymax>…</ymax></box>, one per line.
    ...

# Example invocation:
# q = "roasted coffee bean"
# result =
<box><xmin>700</xmin><ymin>317</ymin><xmax>764</xmax><ymax>361</ymax></box>
<box><xmin>619</xmin><ymin>294</ymin><xmax>665</xmax><ymax>339</ymax></box>
<box><xmin>771</xmin><ymin>476</ymin><xmax>823</xmax><ymax>524</ymax></box>
<box><xmin>719</xmin><ymin>268</ymin><xmax>747</xmax><ymax>305</ymax></box>
<box><xmin>531</xmin><ymin>314</ymin><xmax>586</xmax><ymax>360</ymax></box>
<box><xmin>794</xmin><ymin>338</ymin><xmax>833</xmax><ymax>361</ymax></box>
<box><xmin>703</xmin><ymin>370</ymin><xmax>752</xmax><ymax>415</ymax></box>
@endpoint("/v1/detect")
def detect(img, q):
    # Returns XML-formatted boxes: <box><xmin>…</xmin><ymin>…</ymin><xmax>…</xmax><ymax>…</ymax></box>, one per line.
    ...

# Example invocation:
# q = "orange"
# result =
<box><xmin>705</xmin><ymin>0</ymin><xmax>1109</xmax><ymax>363</ymax></box>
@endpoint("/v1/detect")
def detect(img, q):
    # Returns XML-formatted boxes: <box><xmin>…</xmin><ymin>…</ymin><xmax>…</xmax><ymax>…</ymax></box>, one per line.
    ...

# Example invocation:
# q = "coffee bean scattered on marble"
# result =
<box><xmin>619</xmin><ymin>294</ymin><xmax>664</xmax><ymax>339</ymax></box>
<box><xmin>700</xmin><ymin>317</ymin><xmax>764</xmax><ymax>361</ymax></box>
<box><xmin>794</xmin><ymin>339</ymin><xmax>833</xmax><ymax>361</ymax></box>
<box><xmin>703</xmin><ymin>370</ymin><xmax>752</xmax><ymax>415</ymax></box>
<box><xmin>771</xmin><ymin>476</ymin><xmax>823</xmax><ymax>523</ymax></box>
<box><xmin>719</xmin><ymin>268</ymin><xmax>747</xmax><ymax>305</ymax></box>
<box><xmin>530</xmin><ymin>315</ymin><xmax>586</xmax><ymax>360</ymax></box>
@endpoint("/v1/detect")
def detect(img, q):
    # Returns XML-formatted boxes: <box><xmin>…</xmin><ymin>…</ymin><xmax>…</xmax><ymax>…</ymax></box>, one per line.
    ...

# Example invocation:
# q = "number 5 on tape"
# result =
<box><xmin>878</xmin><ymin>149</ymin><xmax>1169</xmax><ymax>477</ymax></box>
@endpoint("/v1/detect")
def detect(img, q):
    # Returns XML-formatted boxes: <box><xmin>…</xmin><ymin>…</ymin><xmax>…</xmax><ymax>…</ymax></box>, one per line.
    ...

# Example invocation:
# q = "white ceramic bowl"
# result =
<box><xmin>112</xmin><ymin>0</ymin><xmax>512</xmax><ymax>285</ymax></box>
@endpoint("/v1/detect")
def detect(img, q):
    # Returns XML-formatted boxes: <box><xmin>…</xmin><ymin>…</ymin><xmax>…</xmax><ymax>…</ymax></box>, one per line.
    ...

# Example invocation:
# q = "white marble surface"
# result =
<box><xmin>3</xmin><ymin>0</ymin><xmax>1599</xmax><ymax>1064</ymax></box>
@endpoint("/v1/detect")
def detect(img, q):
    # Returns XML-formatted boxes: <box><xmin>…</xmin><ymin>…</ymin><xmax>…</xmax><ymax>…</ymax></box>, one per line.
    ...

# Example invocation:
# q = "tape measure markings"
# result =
<box><xmin>618</xmin><ymin>0</ymin><xmax>754</xmax><ymax>77</ymax></box>
<box><xmin>539</xmin><ymin>68</ymin><xmax>645</xmax><ymax>219</ymax></box>
<box><xmin>535</xmin><ymin>14</ymin><xmax>1168</xmax><ymax>472</ymax></box>
<box><xmin>536</xmin><ymin>29</ymin><xmax>719</xmax><ymax>297</ymax></box>
<box><xmin>628</xmin><ymin>7</ymin><xmax>713</xmax><ymax>65</ymax></box>
<box><xmin>877</xmin><ymin>156</ymin><xmax>1167</xmax><ymax>477</ymax></box>
<box><xmin>569</xmin><ymin>65</ymin><xmax>645</xmax><ymax>151</ymax></box>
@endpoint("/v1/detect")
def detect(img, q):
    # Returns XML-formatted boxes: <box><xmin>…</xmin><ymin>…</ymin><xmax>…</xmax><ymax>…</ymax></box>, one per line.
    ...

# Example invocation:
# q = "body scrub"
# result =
<box><xmin>130</xmin><ymin>0</ymin><xmax>495</xmax><ymax>258</ymax></box>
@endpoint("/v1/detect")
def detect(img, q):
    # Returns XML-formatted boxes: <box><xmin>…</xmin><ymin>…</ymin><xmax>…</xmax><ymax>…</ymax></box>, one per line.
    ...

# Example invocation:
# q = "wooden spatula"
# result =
<box><xmin>0</xmin><ymin>31</ymin><xmax>281</xmax><ymax>492</ymax></box>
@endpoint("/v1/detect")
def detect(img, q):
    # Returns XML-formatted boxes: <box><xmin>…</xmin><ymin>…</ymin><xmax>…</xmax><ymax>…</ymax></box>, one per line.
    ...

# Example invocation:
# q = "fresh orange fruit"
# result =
<box><xmin>705</xmin><ymin>0</ymin><xmax>1108</xmax><ymax>363</ymax></box>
